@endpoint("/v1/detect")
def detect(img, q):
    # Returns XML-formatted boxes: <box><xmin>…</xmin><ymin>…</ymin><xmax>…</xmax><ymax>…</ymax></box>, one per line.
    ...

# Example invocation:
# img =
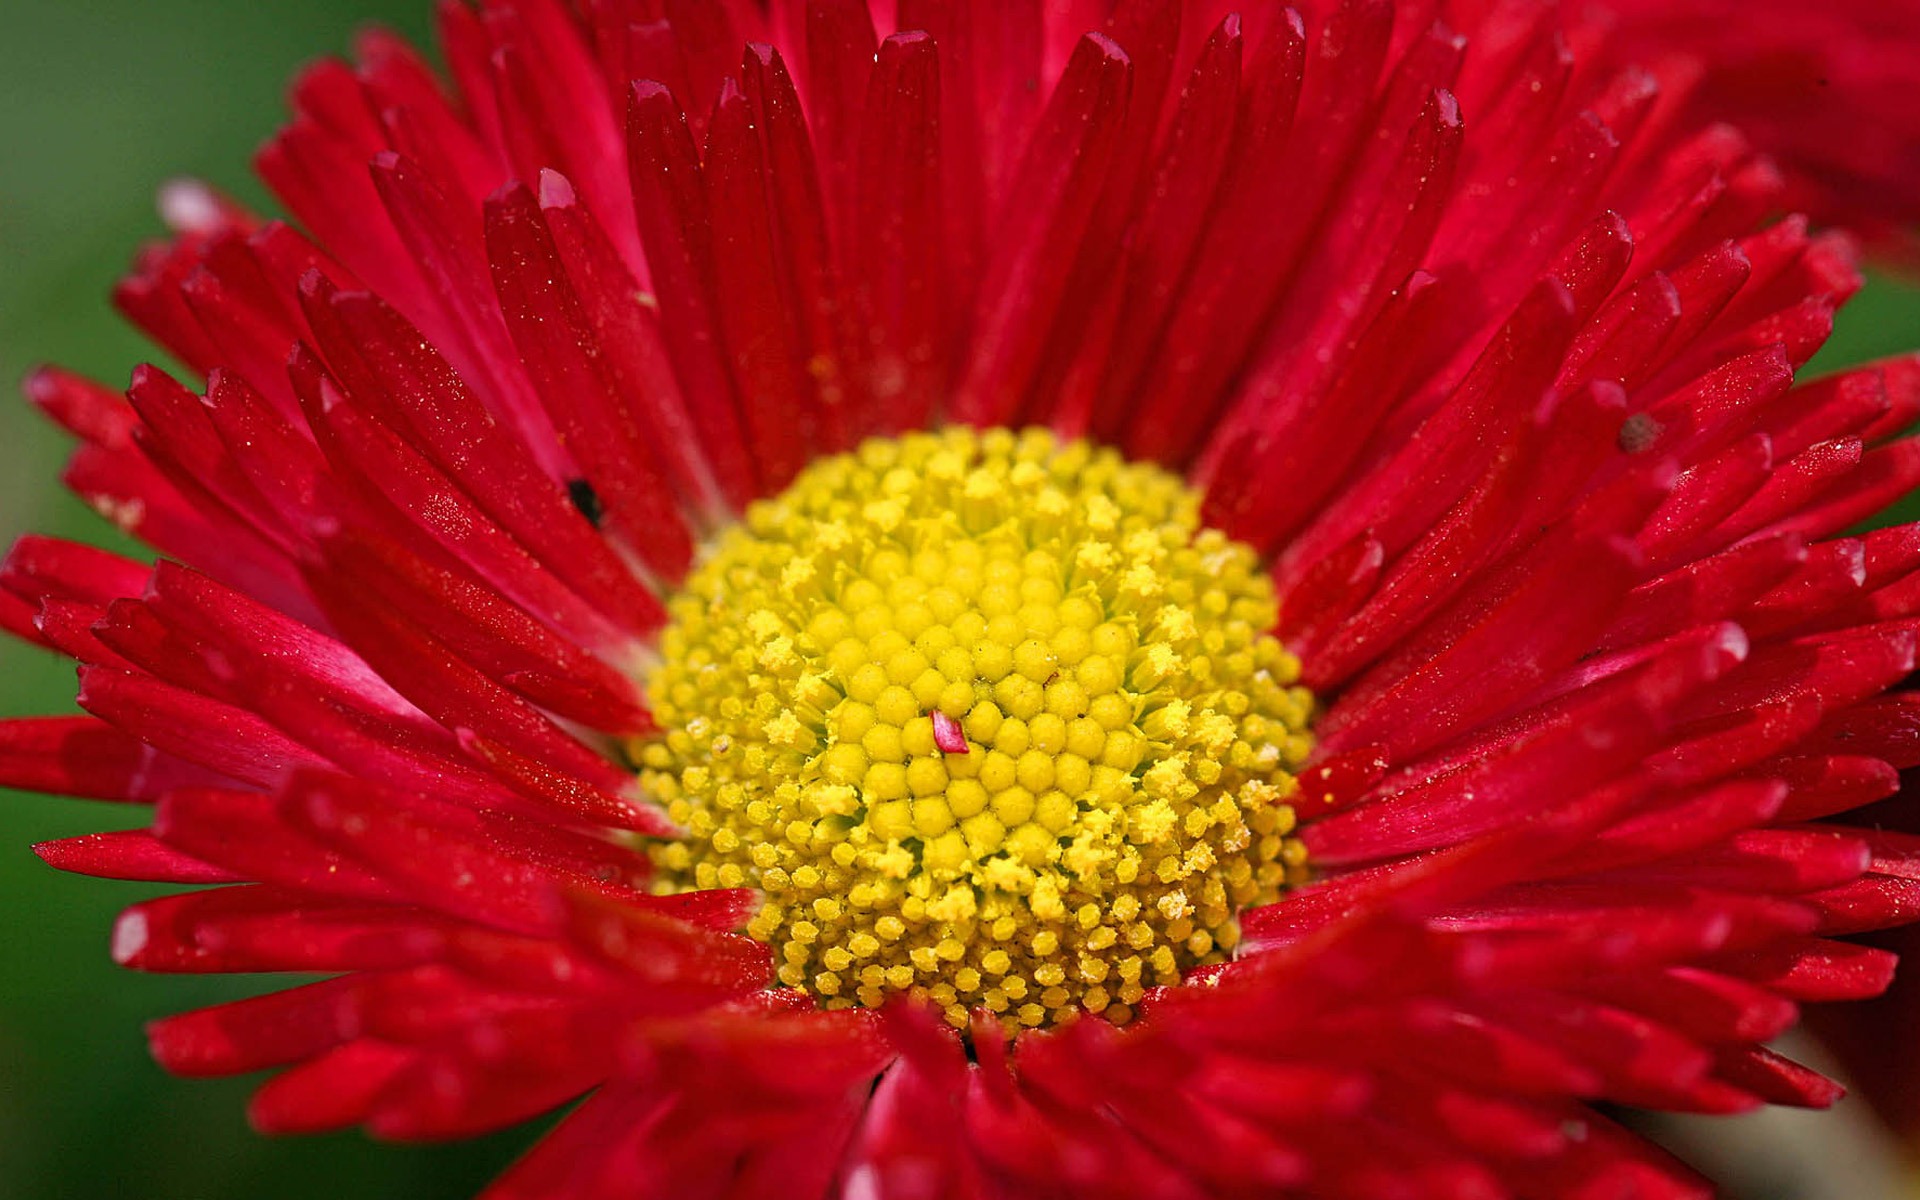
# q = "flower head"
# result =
<box><xmin>9</xmin><ymin>2</ymin><xmax>1920</xmax><ymax>1197</ymax></box>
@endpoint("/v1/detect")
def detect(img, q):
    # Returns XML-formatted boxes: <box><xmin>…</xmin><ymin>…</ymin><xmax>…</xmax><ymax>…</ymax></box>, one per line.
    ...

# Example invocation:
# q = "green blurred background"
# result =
<box><xmin>0</xmin><ymin>2</ymin><xmax>1917</xmax><ymax>1198</ymax></box>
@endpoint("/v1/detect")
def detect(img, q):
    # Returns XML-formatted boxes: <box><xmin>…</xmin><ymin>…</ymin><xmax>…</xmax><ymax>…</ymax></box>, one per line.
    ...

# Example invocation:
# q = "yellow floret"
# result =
<box><xmin>638</xmin><ymin>428</ymin><xmax>1313</xmax><ymax>1032</ymax></box>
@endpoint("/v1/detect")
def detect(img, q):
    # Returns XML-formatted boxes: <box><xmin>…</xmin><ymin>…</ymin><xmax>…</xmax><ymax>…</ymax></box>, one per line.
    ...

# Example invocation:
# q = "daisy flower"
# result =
<box><xmin>1567</xmin><ymin>0</ymin><xmax>1920</xmax><ymax>266</ymax></box>
<box><xmin>8</xmin><ymin>1</ymin><xmax>1920</xmax><ymax>1197</ymax></box>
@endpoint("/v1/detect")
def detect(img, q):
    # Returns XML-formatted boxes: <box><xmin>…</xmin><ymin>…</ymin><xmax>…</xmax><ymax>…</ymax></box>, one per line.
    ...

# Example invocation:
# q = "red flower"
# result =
<box><xmin>1569</xmin><ymin>0</ymin><xmax>1920</xmax><ymax>266</ymax></box>
<box><xmin>8</xmin><ymin>2</ymin><xmax>1920</xmax><ymax>1197</ymax></box>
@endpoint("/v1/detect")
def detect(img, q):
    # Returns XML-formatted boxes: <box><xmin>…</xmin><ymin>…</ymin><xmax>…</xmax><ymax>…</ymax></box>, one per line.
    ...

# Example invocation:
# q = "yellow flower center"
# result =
<box><xmin>637</xmin><ymin>428</ymin><xmax>1313</xmax><ymax>1030</ymax></box>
